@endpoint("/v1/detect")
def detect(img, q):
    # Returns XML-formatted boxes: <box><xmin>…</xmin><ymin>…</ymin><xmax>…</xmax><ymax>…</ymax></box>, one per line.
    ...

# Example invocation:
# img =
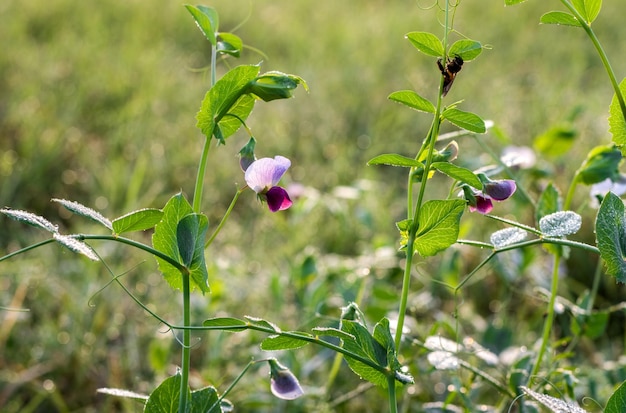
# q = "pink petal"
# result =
<box><xmin>266</xmin><ymin>186</ymin><xmax>292</xmax><ymax>212</ymax></box>
<box><xmin>469</xmin><ymin>195</ymin><xmax>493</xmax><ymax>214</ymax></box>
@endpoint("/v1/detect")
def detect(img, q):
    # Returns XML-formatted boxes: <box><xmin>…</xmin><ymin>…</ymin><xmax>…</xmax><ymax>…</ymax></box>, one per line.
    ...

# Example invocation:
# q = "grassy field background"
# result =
<box><xmin>2</xmin><ymin>0</ymin><xmax>626</xmax><ymax>411</ymax></box>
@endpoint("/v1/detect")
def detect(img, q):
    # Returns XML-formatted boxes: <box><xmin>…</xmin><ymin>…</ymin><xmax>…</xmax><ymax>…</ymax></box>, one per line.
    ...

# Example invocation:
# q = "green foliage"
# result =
<box><xmin>388</xmin><ymin>90</ymin><xmax>436</xmax><ymax>114</ymax></box>
<box><xmin>605</xmin><ymin>380</ymin><xmax>626</xmax><ymax>413</ymax></box>
<box><xmin>609</xmin><ymin>78</ymin><xmax>626</xmax><ymax>152</ymax></box>
<box><xmin>596</xmin><ymin>192</ymin><xmax>626</xmax><ymax>283</ymax></box>
<box><xmin>112</xmin><ymin>208</ymin><xmax>164</xmax><ymax>234</ymax></box>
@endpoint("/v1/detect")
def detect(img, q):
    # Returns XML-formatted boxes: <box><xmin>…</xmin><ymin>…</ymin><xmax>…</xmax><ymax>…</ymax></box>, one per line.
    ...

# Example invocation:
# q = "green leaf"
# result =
<box><xmin>572</xmin><ymin>0</ymin><xmax>602</xmax><ymax>24</ymax></box>
<box><xmin>53</xmin><ymin>233</ymin><xmax>99</xmax><ymax>261</ymax></box>
<box><xmin>367</xmin><ymin>154</ymin><xmax>423</xmax><ymax>168</ymax></box>
<box><xmin>311</xmin><ymin>327</ymin><xmax>355</xmax><ymax>341</ymax></box>
<box><xmin>577</xmin><ymin>145</ymin><xmax>622</xmax><ymax>185</ymax></box>
<box><xmin>533</xmin><ymin>124</ymin><xmax>577</xmax><ymax>156</ymax></box>
<box><xmin>196</xmin><ymin>65</ymin><xmax>260</xmax><ymax>142</ymax></box>
<box><xmin>152</xmin><ymin>193</ymin><xmax>193</xmax><ymax>292</ymax></box>
<box><xmin>246</xmin><ymin>71</ymin><xmax>308</xmax><ymax>102</ymax></box>
<box><xmin>595</xmin><ymin>192</ymin><xmax>626</xmax><ymax>283</ymax></box>
<box><xmin>413</xmin><ymin>200</ymin><xmax>466</xmax><ymax>257</ymax></box>
<box><xmin>244</xmin><ymin>315</ymin><xmax>281</xmax><ymax>333</ymax></box>
<box><xmin>190</xmin><ymin>385</ymin><xmax>222</xmax><ymax>413</ymax></box>
<box><xmin>431</xmin><ymin>162</ymin><xmax>483</xmax><ymax>189</ymax></box>
<box><xmin>388</xmin><ymin>90</ymin><xmax>435</xmax><ymax>113</ymax></box>
<box><xmin>261</xmin><ymin>332</ymin><xmax>313</xmax><ymax>351</ymax></box>
<box><xmin>536</xmin><ymin>182</ymin><xmax>562</xmax><ymax>224</ymax></box>
<box><xmin>449</xmin><ymin>39</ymin><xmax>482</xmax><ymax>61</ymax></box>
<box><xmin>185</xmin><ymin>5</ymin><xmax>218</xmax><ymax>45</ymax></box>
<box><xmin>112</xmin><ymin>208</ymin><xmax>163</xmax><ymax>234</ymax></box>
<box><xmin>51</xmin><ymin>198</ymin><xmax>112</xmax><ymax>230</ymax></box>
<box><xmin>0</xmin><ymin>208</ymin><xmax>58</xmax><ymax>233</ymax></box>
<box><xmin>505</xmin><ymin>0</ymin><xmax>527</xmax><ymax>5</ymax></box>
<box><xmin>203</xmin><ymin>317</ymin><xmax>247</xmax><ymax>331</ymax></box>
<box><xmin>540</xmin><ymin>11</ymin><xmax>582</xmax><ymax>27</ymax></box>
<box><xmin>405</xmin><ymin>32</ymin><xmax>444</xmax><ymax>57</ymax></box>
<box><xmin>605</xmin><ymin>380</ymin><xmax>626</xmax><ymax>413</ymax></box>
<box><xmin>144</xmin><ymin>373</ymin><xmax>188</xmax><ymax>413</ymax></box>
<box><xmin>539</xmin><ymin>211</ymin><xmax>582</xmax><ymax>237</ymax></box>
<box><xmin>609</xmin><ymin>78</ymin><xmax>626</xmax><ymax>152</ymax></box>
<box><xmin>340</xmin><ymin>319</ymin><xmax>388</xmax><ymax>388</ymax></box>
<box><xmin>217</xmin><ymin>32</ymin><xmax>242</xmax><ymax>57</ymax></box>
<box><xmin>176</xmin><ymin>213</ymin><xmax>210</xmax><ymax>293</ymax></box>
<box><xmin>441</xmin><ymin>108</ymin><xmax>486</xmax><ymax>133</ymax></box>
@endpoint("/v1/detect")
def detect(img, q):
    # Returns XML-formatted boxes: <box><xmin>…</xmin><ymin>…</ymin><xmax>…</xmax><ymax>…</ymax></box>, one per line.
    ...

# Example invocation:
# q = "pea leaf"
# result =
<box><xmin>609</xmin><ymin>78</ymin><xmax>626</xmax><ymax>152</ymax></box>
<box><xmin>449</xmin><ymin>39</ymin><xmax>482</xmax><ymax>61</ymax></box>
<box><xmin>185</xmin><ymin>5</ymin><xmax>218</xmax><ymax>45</ymax></box>
<box><xmin>176</xmin><ymin>213</ymin><xmax>210</xmax><ymax>293</ymax></box>
<box><xmin>367</xmin><ymin>154</ymin><xmax>423</xmax><ymax>168</ymax></box>
<box><xmin>441</xmin><ymin>108</ymin><xmax>486</xmax><ymax>133</ymax></box>
<box><xmin>261</xmin><ymin>332</ymin><xmax>313</xmax><ymax>351</ymax></box>
<box><xmin>540</xmin><ymin>11</ymin><xmax>582</xmax><ymax>27</ymax></box>
<box><xmin>405</xmin><ymin>32</ymin><xmax>444</xmax><ymax>57</ymax></box>
<box><xmin>431</xmin><ymin>162</ymin><xmax>482</xmax><ymax>189</ymax></box>
<box><xmin>595</xmin><ymin>192</ymin><xmax>626</xmax><ymax>283</ymax></box>
<box><xmin>605</xmin><ymin>380</ymin><xmax>626</xmax><ymax>413</ymax></box>
<box><xmin>388</xmin><ymin>90</ymin><xmax>435</xmax><ymax>113</ymax></box>
<box><xmin>152</xmin><ymin>193</ymin><xmax>193</xmax><ymax>292</ymax></box>
<box><xmin>112</xmin><ymin>208</ymin><xmax>163</xmax><ymax>234</ymax></box>
<box><xmin>412</xmin><ymin>200</ymin><xmax>466</xmax><ymax>257</ymax></box>
<box><xmin>196</xmin><ymin>65</ymin><xmax>259</xmax><ymax>142</ymax></box>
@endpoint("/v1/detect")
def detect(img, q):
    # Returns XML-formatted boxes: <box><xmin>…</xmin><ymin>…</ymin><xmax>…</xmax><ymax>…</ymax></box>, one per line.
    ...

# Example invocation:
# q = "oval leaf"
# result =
<box><xmin>367</xmin><ymin>154</ymin><xmax>423</xmax><ymax>168</ymax></box>
<box><xmin>442</xmin><ymin>108</ymin><xmax>486</xmax><ymax>133</ymax></box>
<box><xmin>431</xmin><ymin>162</ymin><xmax>482</xmax><ymax>189</ymax></box>
<box><xmin>540</xmin><ymin>11</ymin><xmax>582</xmax><ymax>27</ymax></box>
<box><xmin>203</xmin><ymin>317</ymin><xmax>247</xmax><ymax>331</ymax></box>
<box><xmin>539</xmin><ymin>211</ymin><xmax>582</xmax><ymax>237</ymax></box>
<box><xmin>112</xmin><ymin>208</ymin><xmax>164</xmax><ymax>234</ymax></box>
<box><xmin>185</xmin><ymin>5</ymin><xmax>218</xmax><ymax>45</ymax></box>
<box><xmin>449</xmin><ymin>39</ymin><xmax>482</xmax><ymax>61</ymax></box>
<box><xmin>605</xmin><ymin>380</ymin><xmax>626</xmax><ymax>413</ymax></box>
<box><xmin>388</xmin><ymin>90</ymin><xmax>435</xmax><ymax>113</ymax></box>
<box><xmin>414</xmin><ymin>200</ymin><xmax>466</xmax><ymax>257</ymax></box>
<box><xmin>261</xmin><ymin>333</ymin><xmax>312</xmax><ymax>351</ymax></box>
<box><xmin>595</xmin><ymin>192</ymin><xmax>626</xmax><ymax>282</ymax></box>
<box><xmin>405</xmin><ymin>31</ymin><xmax>444</xmax><ymax>57</ymax></box>
<box><xmin>609</xmin><ymin>78</ymin><xmax>626</xmax><ymax>150</ymax></box>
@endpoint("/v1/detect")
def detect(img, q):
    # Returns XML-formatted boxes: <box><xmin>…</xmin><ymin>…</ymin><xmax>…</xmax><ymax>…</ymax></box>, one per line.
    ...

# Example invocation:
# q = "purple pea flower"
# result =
<box><xmin>244</xmin><ymin>156</ymin><xmax>293</xmax><ymax>212</ymax></box>
<box><xmin>462</xmin><ymin>179</ymin><xmax>516</xmax><ymax>214</ymax></box>
<box><xmin>268</xmin><ymin>358</ymin><xmax>304</xmax><ymax>400</ymax></box>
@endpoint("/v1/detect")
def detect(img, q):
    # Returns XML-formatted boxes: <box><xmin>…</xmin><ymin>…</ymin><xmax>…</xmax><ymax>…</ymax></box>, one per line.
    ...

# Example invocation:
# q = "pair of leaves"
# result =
<box><xmin>152</xmin><ymin>193</ymin><xmax>209</xmax><ymax>294</ymax></box>
<box><xmin>185</xmin><ymin>5</ymin><xmax>242</xmax><ymax>57</ymax></box>
<box><xmin>143</xmin><ymin>372</ymin><xmax>229</xmax><ymax>413</ymax></box>
<box><xmin>540</xmin><ymin>0</ymin><xmax>602</xmax><ymax>27</ymax></box>
<box><xmin>388</xmin><ymin>90</ymin><xmax>486</xmax><ymax>133</ymax></box>
<box><xmin>405</xmin><ymin>32</ymin><xmax>482</xmax><ymax>61</ymax></box>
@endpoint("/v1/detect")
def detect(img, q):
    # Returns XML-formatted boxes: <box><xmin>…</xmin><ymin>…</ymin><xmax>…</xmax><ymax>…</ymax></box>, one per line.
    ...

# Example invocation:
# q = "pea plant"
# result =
<box><xmin>2</xmin><ymin>0</ymin><xmax>626</xmax><ymax>412</ymax></box>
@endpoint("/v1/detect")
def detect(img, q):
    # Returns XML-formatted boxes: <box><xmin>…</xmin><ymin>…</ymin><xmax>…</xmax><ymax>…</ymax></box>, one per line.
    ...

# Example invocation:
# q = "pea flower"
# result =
<box><xmin>267</xmin><ymin>358</ymin><xmax>304</xmax><ymax>400</ymax></box>
<box><xmin>244</xmin><ymin>156</ymin><xmax>293</xmax><ymax>212</ymax></box>
<box><xmin>461</xmin><ymin>178</ymin><xmax>516</xmax><ymax>214</ymax></box>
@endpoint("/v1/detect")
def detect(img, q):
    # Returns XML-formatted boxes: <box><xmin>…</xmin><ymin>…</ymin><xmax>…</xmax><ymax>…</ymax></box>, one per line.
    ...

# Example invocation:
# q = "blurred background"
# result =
<box><xmin>1</xmin><ymin>0</ymin><xmax>626</xmax><ymax>411</ymax></box>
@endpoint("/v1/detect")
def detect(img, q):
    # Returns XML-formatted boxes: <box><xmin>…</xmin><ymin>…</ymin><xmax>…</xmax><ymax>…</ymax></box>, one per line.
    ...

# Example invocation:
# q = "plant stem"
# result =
<box><xmin>387</xmin><ymin>375</ymin><xmax>398</xmax><ymax>413</ymax></box>
<box><xmin>178</xmin><ymin>273</ymin><xmax>192</xmax><ymax>413</ymax></box>
<box><xmin>559</xmin><ymin>0</ymin><xmax>626</xmax><ymax>121</ymax></box>
<box><xmin>205</xmin><ymin>187</ymin><xmax>245</xmax><ymax>248</ymax></box>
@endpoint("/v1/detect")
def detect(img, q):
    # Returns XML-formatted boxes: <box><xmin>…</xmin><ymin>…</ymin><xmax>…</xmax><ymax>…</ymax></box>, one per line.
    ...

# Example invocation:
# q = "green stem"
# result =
<box><xmin>529</xmin><ymin>254</ymin><xmax>560</xmax><ymax>381</ymax></box>
<box><xmin>559</xmin><ymin>0</ymin><xmax>626</xmax><ymax>121</ymax></box>
<box><xmin>193</xmin><ymin>138</ymin><xmax>212</xmax><ymax>213</ymax></box>
<box><xmin>178</xmin><ymin>273</ymin><xmax>191</xmax><ymax>413</ymax></box>
<box><xmin>0</xmin><ymin>238</ymin><xmax>55</xmax><ymax>262</ymax></box>
<box><xmin>387</xmin><ymin>375</ymin><xmax>398</xmax><ymax>413</ymax></box>
<box><xmin>205</xmin><ymin>187</ymin><xmax>246</xmax><ymax>248</ymax></box>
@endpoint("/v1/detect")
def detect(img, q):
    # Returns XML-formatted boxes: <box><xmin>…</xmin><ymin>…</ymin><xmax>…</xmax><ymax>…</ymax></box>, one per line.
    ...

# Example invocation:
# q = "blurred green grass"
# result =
<box><xmin>2</xmin><ymin>0</ymin><xmax>626</xmax><ymax>411</ymax></box>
